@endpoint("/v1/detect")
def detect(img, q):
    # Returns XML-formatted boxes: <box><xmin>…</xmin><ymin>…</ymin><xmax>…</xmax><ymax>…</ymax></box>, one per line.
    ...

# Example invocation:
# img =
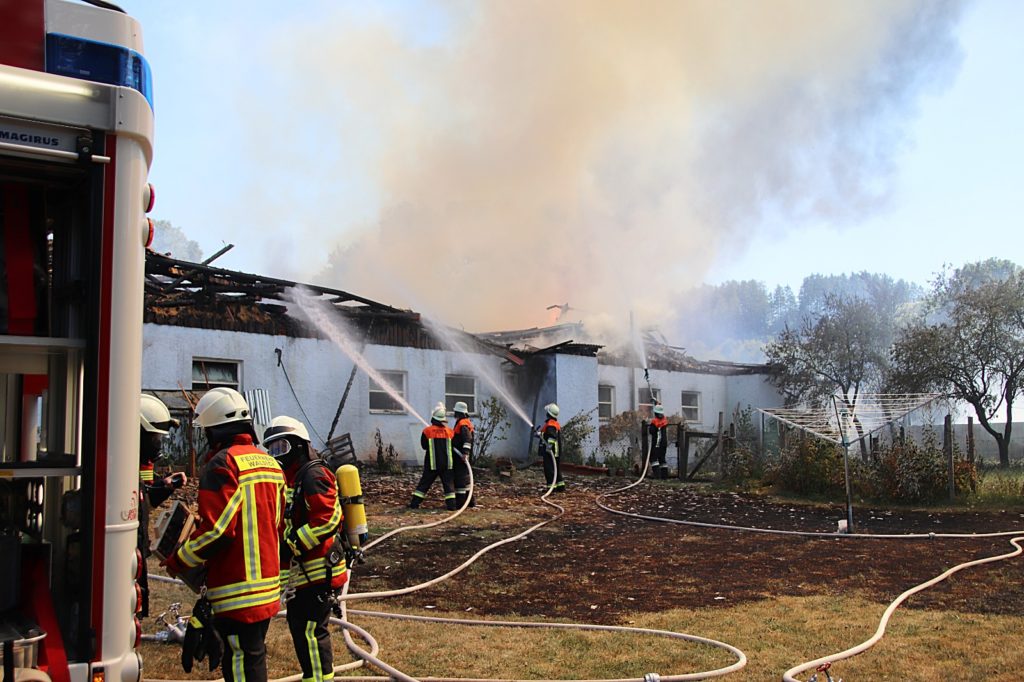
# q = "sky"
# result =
<box><xmin>129</xmin><ymin>0</ymin><xmax>1024</xmax><ymax>332</ymax></box>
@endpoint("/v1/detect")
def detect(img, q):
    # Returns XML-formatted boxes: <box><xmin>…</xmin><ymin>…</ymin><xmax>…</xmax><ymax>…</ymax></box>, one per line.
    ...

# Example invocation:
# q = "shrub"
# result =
<box><xmin>560</xmin><ymin>409</ymin><xmax>597</xmax><ymax>464</ymax></box>
<box><xmin>766</xmin><ymin>437</ymin><xmax>849</xmax><ymax>497</ymax></box>
<box><xmin>475</xmin><ymin>396</ymin><xmax>510</xmax><ymax>468</ymax></box>
<box><xmin>866</xmin><ymin>435</ymin><xmax>975</xmax><ymax>503</ymax></box>
<box><xmin>373</xmin><ymin>428</ymin><xmax>402</xmax><ymax>474</ymax></box>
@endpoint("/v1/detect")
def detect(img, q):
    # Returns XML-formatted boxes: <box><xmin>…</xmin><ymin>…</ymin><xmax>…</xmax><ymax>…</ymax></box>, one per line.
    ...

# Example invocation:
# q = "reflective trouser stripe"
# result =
<box><xmin>412</xmin><ymin>490</ymin><xmax>426</xmax><ymax>499</ymax></box>
<box><xmin>305</xmin><ymin>621</ymin><xmax>323</xmax><ymax>682</ymax></box>
<box><xmin>229</xmin><ymin>634</ymin><xmax>244</xmax><ymax>682</ymax></box>
<box><xmin>444</xmin><ymin>492</ymin><xmax>456</xmax><ymax>500</ymax></box>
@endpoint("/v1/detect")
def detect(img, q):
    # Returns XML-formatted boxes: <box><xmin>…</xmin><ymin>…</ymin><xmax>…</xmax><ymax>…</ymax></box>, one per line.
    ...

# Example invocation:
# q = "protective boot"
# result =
<box><xmin>455</xmin><ymin>493</ymin><xmax>467</xmax><ymax>509</ymax></box>
<box><xmin>660</xmin><ymin>467</ymin><xmax>668</xmax><ymax>480</ymax></box>
<box><xmin>467</xmin><ymin>494</ymin><xmax>476</xmax><ymax>508</ymax></box>
<box><xmin>408</xmin><ymin>496</ymin><xmax>421</xmax><ymax>509</ymax></box>
<box><xmin>445</xmin><ymin>497</ymin><xmax>457</xmax><ymax>511</ymax></box>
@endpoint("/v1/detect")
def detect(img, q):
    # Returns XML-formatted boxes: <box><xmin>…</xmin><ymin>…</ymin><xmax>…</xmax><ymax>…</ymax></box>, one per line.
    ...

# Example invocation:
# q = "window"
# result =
<box><xmin>445</xmin><ymin>375</ymin><xmax>476</xmax><ymax>414</ymax></box>
<box><xmin>681</xmin><ymin>391</ymin><xmax>701</xmax><ymax>422</ymax></box>
<box><xmin>638</xmin><ymin>387</ymin><xmax>661</xmax><ymax>406</ymax></box>
<box><xmin>369</xmin><ymin>371</ymin><xmax>407</xmax><ymax>413</ymax></box>
<box><xmin>192</xmin><ymin>359</ymin><xmax>240</xmax><ymax>390</ymax></box>
<box><xmin>598</xmin><ymin>385</ymin><xmax>615</xmax><ymax>421</ymax></box>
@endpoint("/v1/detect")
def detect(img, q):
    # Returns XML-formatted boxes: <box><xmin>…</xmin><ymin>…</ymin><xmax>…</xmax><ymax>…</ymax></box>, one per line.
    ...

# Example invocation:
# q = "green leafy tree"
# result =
<box><xmin>891</xmin><ymin>259</ymin><xmax>1024</xmax><ymax>468</ymax></box>
<box><xmin>765</xmin><ymin>295</ymin><xmax>894</xmax><ymax>459</ymax></box>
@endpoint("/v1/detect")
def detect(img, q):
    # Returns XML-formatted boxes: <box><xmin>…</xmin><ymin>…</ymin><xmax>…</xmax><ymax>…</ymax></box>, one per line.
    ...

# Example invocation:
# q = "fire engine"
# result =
<box><xmin>0</xmin><ymin>1</ymin><xmax>154</xmax><ymax>682</ymax></box>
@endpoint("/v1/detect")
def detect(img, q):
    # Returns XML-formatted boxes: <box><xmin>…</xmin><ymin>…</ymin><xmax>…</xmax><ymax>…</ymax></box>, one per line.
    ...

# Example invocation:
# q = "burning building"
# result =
<box><xmin>142</xmin><ymin>252</ymin><xmax>783</xmax><ymax>468</ymax></box>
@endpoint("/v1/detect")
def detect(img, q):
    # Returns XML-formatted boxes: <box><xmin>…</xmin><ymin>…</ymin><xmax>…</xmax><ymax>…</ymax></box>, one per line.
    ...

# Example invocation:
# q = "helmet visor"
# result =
<box><xmin>266</xmin><ymin>438</ymin><xmax>292</xmax><ymax>459</ymax></box>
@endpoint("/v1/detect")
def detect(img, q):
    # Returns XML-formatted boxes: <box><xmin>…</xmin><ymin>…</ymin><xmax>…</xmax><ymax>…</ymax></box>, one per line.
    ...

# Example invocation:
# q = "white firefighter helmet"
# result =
<box><xmin>431</xmin><ymin>403</ymin><xmax>447</xmax><ymax>422</ymax></box>
<box><xmin>453</xmin><ymin>401</ymin><xmax>469</xmax><ymax>414</ymax></box>
<box><xmin>194</xmin><ymin>387</ymin><xmax>252</xmax><ymax>429</ymax></box>
<box><xmin>263</xmin><ymin>415</ymin><xmax>311</xmax><ymax>446</ymax></box>
<box><xmin>653</xmin><ymin>404</ymin><xmax>665</xmax><ymax>416</ymax></box>
<box><xmin>141</xmin><ymin>394</ymin><xmax>178</xmax><ymax>434</ymax></box>
<box><xmin>545</xmin><ymin>403</ymin><xmax>560</xmax><ymax>419</ymax></box>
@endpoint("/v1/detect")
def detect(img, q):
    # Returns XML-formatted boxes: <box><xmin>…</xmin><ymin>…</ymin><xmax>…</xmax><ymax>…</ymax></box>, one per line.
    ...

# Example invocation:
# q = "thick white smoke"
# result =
<box><xmin>237</xmin><ymin>1</ymin><xmax>964</xmax><ymax>338</ymax></box>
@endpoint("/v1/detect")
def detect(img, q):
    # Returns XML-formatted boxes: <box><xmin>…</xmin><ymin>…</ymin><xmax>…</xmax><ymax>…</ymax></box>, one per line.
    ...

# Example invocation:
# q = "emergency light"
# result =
<box><xmin>45</xmin><ymin>32</ymin><xmax>153</xmax><ymax>108</ymax></box>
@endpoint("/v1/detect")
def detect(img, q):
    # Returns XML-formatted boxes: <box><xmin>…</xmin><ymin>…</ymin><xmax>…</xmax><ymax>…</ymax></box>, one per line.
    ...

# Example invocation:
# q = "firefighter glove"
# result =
<box><xmin>181</xmin><ymin>597</ymin><xmax>214</xmax><ymax>673</ymax></box>
<box><xmin>202</xmin><ymin>626</ymin><xmax>224</xmax><ymax>672</ymax></box>
<box><xmin>180</xmin><ymin>615</ymin><xmax>203</xmax><ymax>673</ymax></box>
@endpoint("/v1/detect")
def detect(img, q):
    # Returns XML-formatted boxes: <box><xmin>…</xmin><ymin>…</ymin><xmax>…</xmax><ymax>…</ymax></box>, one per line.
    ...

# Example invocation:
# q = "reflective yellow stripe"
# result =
<box><xmin>228</xmin><ymin>634</ymin><xmax>243</xmax><ymax>682</ymax></box>
<box><xmin>305</xmin><ymin>621</ymin><xmax>323</xmax><ymax>682</ymax></box>
<box><xmin>444</xmin><ymin>440</ymin><xmax>453</xmax><ymax>469</ymax></box>
<box><xmin>206</xmin><ymin>576</ymin><xmax>280</xmax><ymax>600</ymax></box>
<box><xmin>298</xmin><ymin>525</ymin><xmax>317</xmax><ymax>550</ymax></box>
<box><xmin>210</xmin><ymin>585</ymin><xmax>281</xmax><ymax>614</ymax></box>
<box><xmin>291</xmin><ymin>561</ymin><xmax>346</xmax><ymax>588</ymax></box>
<box><xmin>179</xmin><ymin>488</ymin><xmax>245</xmax><ymax>567</ymax></box>
<box><xmin>427</xmin><ymin>439</ymin><xmax>435</xmax><ymax>470</ymax></box>
<box><xmin>293</xmin><ymin>494</ymin><xmax>341</xmax><ymax>551</ymax></box>
<box><xmin>241</xmin><ymin>486</ymin><xmax>259</xmax><ymax>580</ymax></box>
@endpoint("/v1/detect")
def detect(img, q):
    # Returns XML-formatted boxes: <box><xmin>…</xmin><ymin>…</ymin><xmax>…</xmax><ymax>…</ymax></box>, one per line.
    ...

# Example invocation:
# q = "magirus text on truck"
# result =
<box><xmin>0</xmin><ymin>2</ymin><xmax>155</xmax><ymax>682</ymax></box>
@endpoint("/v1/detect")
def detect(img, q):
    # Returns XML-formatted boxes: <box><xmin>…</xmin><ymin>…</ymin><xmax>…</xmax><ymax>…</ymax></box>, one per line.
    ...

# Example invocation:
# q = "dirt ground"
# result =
<box><xmin>353</xmin><ymin>466</ymin><xmax>1024</xmax><ymax>624</ymax></box>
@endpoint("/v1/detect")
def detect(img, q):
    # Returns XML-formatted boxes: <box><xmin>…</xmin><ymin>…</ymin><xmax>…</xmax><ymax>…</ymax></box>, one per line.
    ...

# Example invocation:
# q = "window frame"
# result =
<box><xmin>598</xmin><ymin>384</ymin><xmax>615</xmax><ymax>421</ymax></box>
<box><xmin>638</xmin><ymin>387</ymin><xmax>661</xmax><ymax>407</ymax></box>
<box><xmin>191</xmin><ymin>358</ymin><xmax>241</xmax><ymax>391</ymax></box>
<box><xmin>368</xmin><ymin>370</ymin><xmax>408</xmax><ymax>414</ymax></box>
<box><xmin>680</xmin><ymin>390</ymin><xmax>702</xmax><ymax>423</ymax></box>
<box><xmin>444</xmin><ymin>374</ymin><xmax>477</xmax><ymax>415</ymax></box>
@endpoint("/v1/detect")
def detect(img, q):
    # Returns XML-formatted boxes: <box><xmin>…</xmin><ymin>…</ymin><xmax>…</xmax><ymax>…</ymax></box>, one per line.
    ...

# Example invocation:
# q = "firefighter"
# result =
<box><xmin>263</xmin><ymin>415</ymin><xmax>347</xmax><ymax>682</ymax></box>
<box><xmin>451</xmin><ymin>401</ymin><xmax>476</xmax><ymax>508</ymax></box>
<box><xmin>537</xmin><ymin>403</ymin><xmax>565</xmax><ymax>492</ymax></box>
<box><xmin>648</xmin><ymin>404</ymin><xmax>670</xmax><ymax>479</ymax></box>
<box><xmin>409</xmin><ymin>403</ymin><xmax>457</xmax><ymax>510</ymax></box>
<box><xmin>163</xmin><ymin>387</ymin><xmax>285</xmax><ymax>682</ymax></box>
<box><xmin>138</xmin><ymin>394</ymin><xmax>185</xmax><ymax>617</ymax></box>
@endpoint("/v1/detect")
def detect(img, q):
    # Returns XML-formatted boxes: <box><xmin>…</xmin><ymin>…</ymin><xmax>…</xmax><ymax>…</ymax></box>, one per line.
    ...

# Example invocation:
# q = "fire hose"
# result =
<box><xmin>598</xmin><ymin>436</ymin><xmax>1024</xmax><ymax>680</ymax></box>
<box><xmin>149</xmin><ymin>455</ymin><xmax>748</xmax><ymax>681</ymax></box>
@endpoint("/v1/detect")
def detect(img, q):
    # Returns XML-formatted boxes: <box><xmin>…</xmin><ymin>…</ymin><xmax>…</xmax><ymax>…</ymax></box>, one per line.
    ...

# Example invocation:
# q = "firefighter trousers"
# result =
<box><xmin>453</xmin><ymin>454</ymin><xmax>475</xmax><ymax>506</ymax></box>
<box><xmin>542</xmin><ymin>450</ymin><xmax>565</xmax><ymax>490</ymax></box>
<box><xmin>651</xmin><ymin>446</ymin><xmax>668</xmax><ymax>478</ymax></box>
<box><xmin>215</xmin><ymin>616</ymin><xmax>271</xmax><ymax>682</ymax></box>
<box><xmin>287</xmin><ymin>586</ymin><xmax>335</xmax><ymax>682</ymax></box>
<box><xmin>411</xmin><ymin>465</ymin><xmax>456</xmax><ymax>509</ymax></box>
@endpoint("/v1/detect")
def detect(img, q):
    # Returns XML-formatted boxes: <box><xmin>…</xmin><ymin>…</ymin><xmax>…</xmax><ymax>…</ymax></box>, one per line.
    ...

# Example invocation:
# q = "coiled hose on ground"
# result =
<box><xmin>601</xmin><ymin>443</ymin><xmax>1024</xmax><ymax>680</ymax></box>
<box><xmin>150</xmin><ymin>458</ymin><xmax>748</xmax><ymax>681</ymax></box>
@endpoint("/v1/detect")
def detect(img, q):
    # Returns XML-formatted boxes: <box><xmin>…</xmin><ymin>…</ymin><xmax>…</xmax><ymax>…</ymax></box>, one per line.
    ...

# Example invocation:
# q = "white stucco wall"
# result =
<box><xmin>143</xmin><ymin>323</ymin><xmax>525</xmax><ymax>463</ymax></box>
<box><xmin>553</xmin><ymin>354</ymin><xmax>600</xmax><ymax>459</ymax></box>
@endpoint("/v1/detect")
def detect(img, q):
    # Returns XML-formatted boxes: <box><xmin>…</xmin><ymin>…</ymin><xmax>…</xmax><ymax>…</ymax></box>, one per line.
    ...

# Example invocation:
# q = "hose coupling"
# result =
<box><xmin>644</xmin><ymin>674</ymin><xmax>661</xmax><ymax>682</ymax></box>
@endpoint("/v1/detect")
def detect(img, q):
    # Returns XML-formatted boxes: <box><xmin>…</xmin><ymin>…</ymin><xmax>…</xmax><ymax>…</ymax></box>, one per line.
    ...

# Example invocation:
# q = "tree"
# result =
<box><xmin>150</xmin><ymin>219</ymin><xmax>203</xmax><ymax>261</ymax></box>
<box><xmin>891</xmin><ymin>259</ymin><xmax>1024</xmax><ymax>468</ymax></box>
<box><xmin>765</xmin><ymin>295</ymin><xmax>894</xmax><ymax>459</ymax></box>
<box><xmin>475</xmin><ymin>397</ymin><xmax>510</xmax><ymax>465</ymax></box>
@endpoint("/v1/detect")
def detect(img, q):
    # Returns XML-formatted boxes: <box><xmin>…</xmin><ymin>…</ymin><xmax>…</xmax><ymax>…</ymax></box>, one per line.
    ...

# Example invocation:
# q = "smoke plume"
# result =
<box><xmin>239</xmin><ymin>1</ymin><xmax>964</xmax><ymax>339</ymax></box>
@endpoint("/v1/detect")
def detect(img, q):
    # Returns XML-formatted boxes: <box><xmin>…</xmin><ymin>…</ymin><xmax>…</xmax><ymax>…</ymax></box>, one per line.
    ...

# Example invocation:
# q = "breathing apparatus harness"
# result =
<box><xmin>283</xmin><ymin>456</ymin><xmax>349</xmax><ymax>616</ymax></box>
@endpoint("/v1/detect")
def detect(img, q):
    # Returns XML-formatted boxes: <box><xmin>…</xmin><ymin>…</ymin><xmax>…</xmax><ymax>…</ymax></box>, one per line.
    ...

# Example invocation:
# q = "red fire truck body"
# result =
<box><xmin>0</xmin><ymin>2</ymin><xmax>154</xmax><ymax>682</ymax></box>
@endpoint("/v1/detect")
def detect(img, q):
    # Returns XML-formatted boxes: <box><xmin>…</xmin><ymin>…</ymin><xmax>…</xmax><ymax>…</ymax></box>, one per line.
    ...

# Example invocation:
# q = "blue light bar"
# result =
<box><xmin>45</xmin><ymin>33</ymin><xmax>153</xmax><ymax>110</ymax></box>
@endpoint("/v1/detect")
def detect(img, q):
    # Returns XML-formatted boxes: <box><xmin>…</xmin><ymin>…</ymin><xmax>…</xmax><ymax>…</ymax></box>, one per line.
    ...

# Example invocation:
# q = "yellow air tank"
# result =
<box><xmin>336</xmin><ymin>464</ymin><xmax>368</xmax><ymax>548</ymax></box>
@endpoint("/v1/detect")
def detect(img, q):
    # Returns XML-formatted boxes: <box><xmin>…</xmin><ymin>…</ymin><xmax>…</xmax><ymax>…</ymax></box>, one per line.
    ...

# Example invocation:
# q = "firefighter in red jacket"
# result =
<box><xmin>451</xmin><ymin>401</ymin><xmax>476</xmax><ymax>508</ymax></box>
<box><xmin>537</xmin><ymin>403</ymin><xmax>565</xmax><ymax>492</ymax></box>
<box><xmin>164</xmin><ymin>388</ymin><xmax>285</xmax><ymax>682</ymax></box>
<box><xmin>409</xmin><ymin>403</ymin><xmax>457</xmax><ymax>510</ymax></box>
<box><xmin>648</xmin><ymin>404</ymin><xmax>670</xmax><ymax>479</ymax></box>
<box><xmin>138</xmin><ymin>394</ymin><xmax>185</xmax><ymax>617</ymax></box>
<box><xmin>263</xmin><ymin>415</ymin><xmax>347</xmax><ymax>682</ymax></box>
